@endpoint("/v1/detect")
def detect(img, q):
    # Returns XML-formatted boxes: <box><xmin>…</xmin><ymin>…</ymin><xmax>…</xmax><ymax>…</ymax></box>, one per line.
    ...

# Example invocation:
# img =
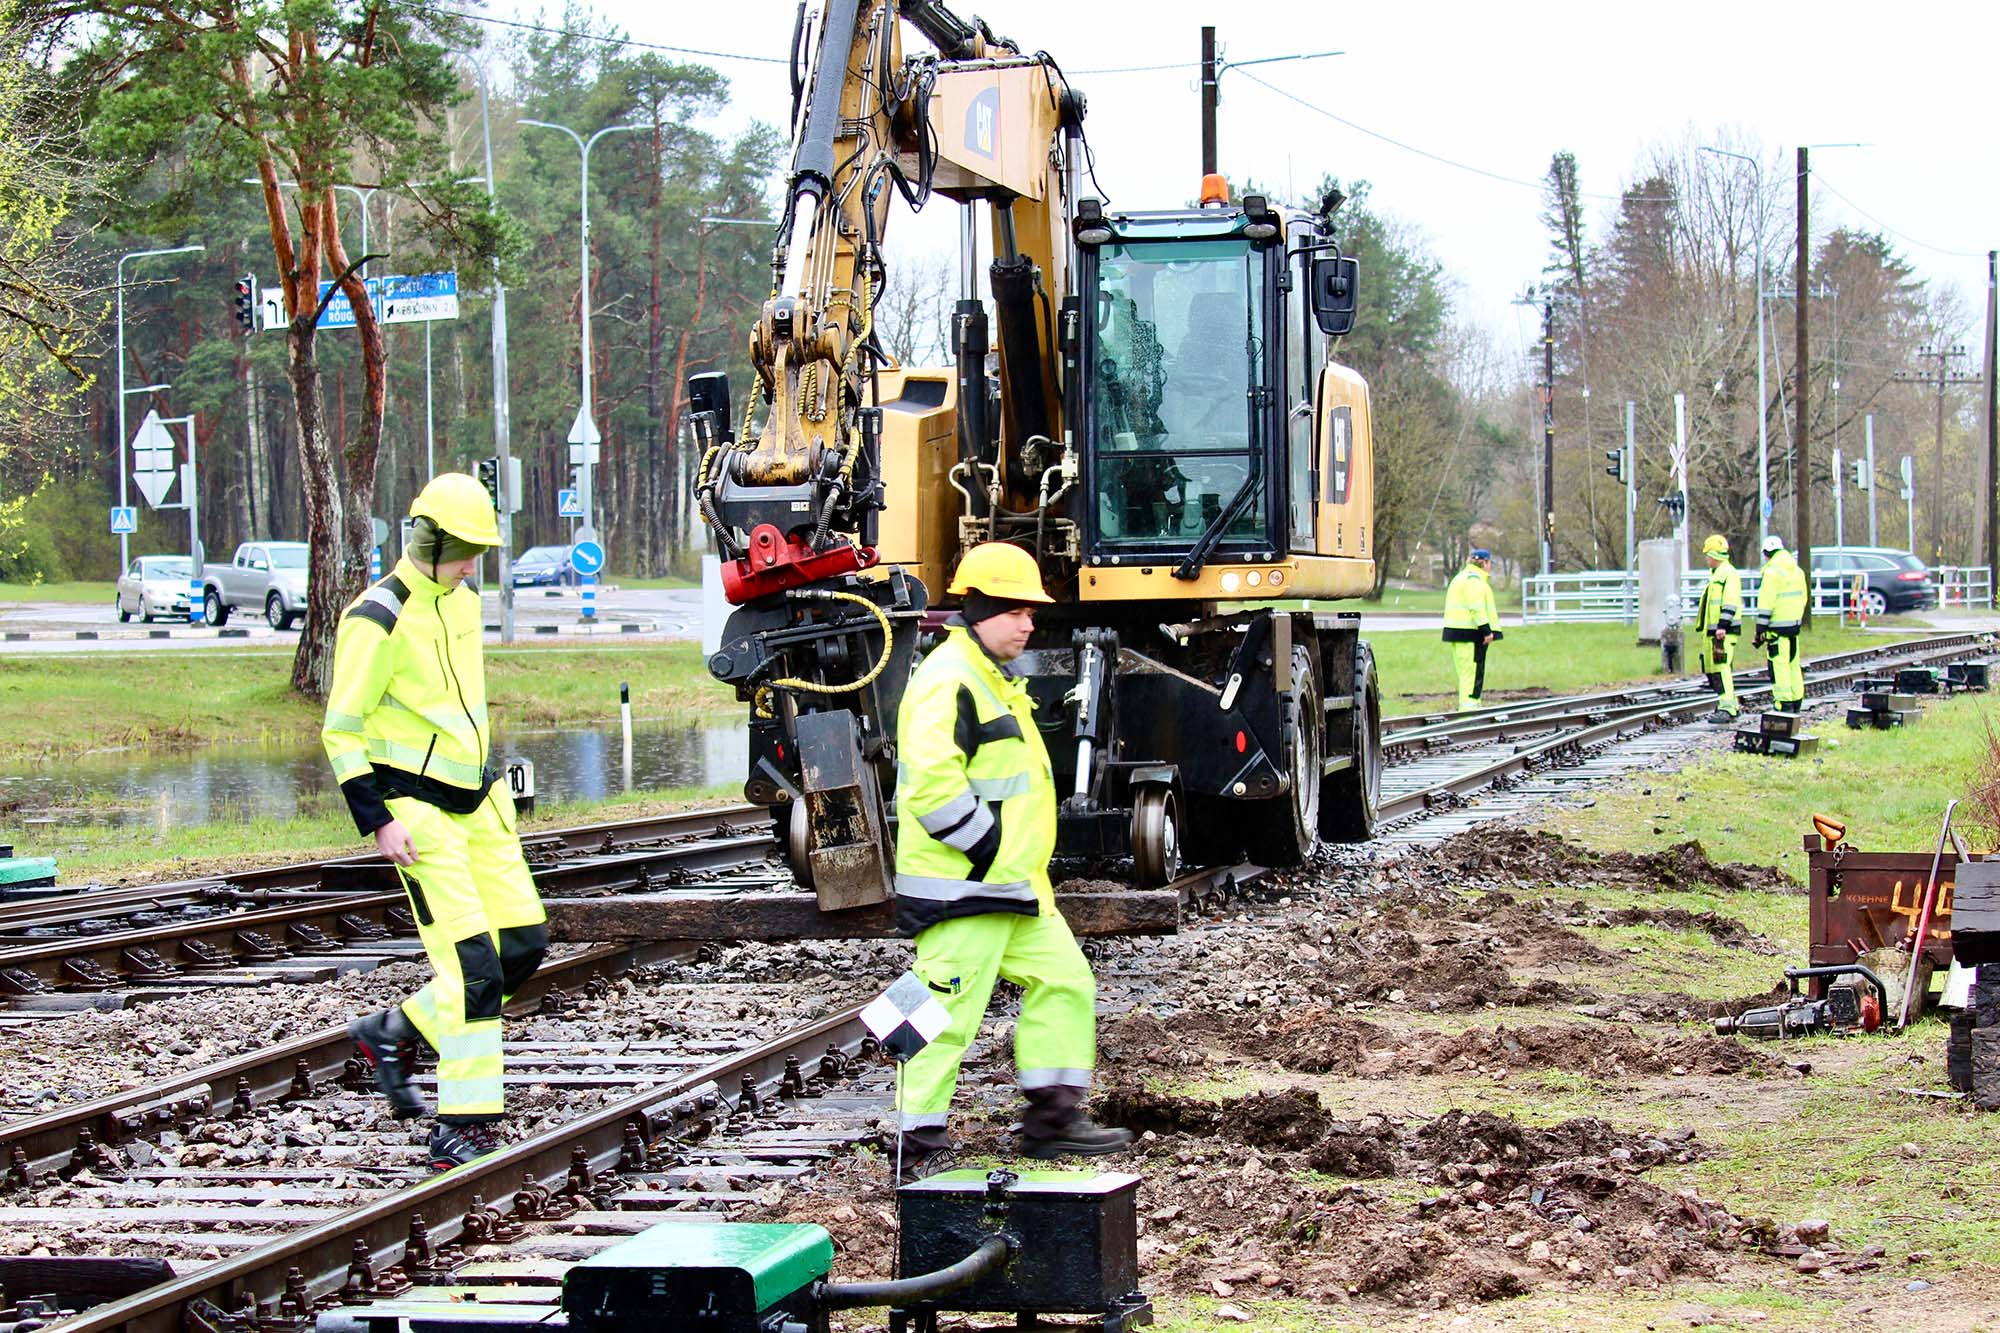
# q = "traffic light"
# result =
<box><xmin>233</xmin><ymin>274</ymin><xmax>257</xmax><ymax>334</ymax></box>
<box><xmin>1851</xmin><ymin>459</ymin><xmax>1869</xmax><ymax>490</ymax></box>
<box><xmin>1604</xmin><ymin>447</ymin><xmax>1628</xmax><ymax>483</ymax></box>
<box><xmin>477</xmin><ymin>457</ymin><xmax>500</xmax><ymax>509</ymax></box>
<box><xmin>1658</xmin><ymin>493</ymin><xmax>1686</xmax><ymax>523</ymax></box>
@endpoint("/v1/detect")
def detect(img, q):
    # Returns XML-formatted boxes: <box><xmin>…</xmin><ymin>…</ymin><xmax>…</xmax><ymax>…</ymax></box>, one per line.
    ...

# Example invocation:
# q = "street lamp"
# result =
<box><xmin>519</xmin><ymin>117</ymin><xmax>647</xmax><ymax>551</ymax></box>
<box><xmin>1699</xmin><ymin>145</ymin><xmax>1768</xmax><ymax>553</ymax></box>
<box><xmin>116</xmin><ymin>244</ymin><xmax>205</xmax><ymax>569</ymax></box>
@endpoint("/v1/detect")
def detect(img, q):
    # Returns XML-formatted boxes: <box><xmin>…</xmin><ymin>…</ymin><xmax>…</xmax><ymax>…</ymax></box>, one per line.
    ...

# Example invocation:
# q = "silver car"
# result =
<box><xmin>115</xmin><ymin>555</ymin><xmax>193</xmax><ymax>623</ymax></box>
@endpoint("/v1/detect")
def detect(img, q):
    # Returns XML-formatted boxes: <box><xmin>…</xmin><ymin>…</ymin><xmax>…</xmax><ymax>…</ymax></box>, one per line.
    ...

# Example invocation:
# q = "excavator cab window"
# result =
<box><xmin>1082</xmin><ymin>237</ymin><xmax>1274</xmax><ymax>555</ymax></box>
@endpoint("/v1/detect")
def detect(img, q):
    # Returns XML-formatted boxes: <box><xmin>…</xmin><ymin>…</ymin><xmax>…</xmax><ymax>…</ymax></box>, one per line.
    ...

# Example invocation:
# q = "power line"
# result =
<box><xmin>1813</xmin><ymin>176</ymin><xmax>1988</xmax><ymax>261</ymax></box>
<box><xmin>409</xmin><ymin>3</ymin><xmax>788</xmax><ymax>63</ymax></box>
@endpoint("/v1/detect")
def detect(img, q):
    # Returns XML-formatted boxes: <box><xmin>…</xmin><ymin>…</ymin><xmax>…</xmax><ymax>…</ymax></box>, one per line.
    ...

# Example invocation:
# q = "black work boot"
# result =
<box><xmin>1019</xmin><ymin>1085</ymin><xmax>1134</xmax><ymax>1159</ymax></box>
<box><xmin>428</xmin><ymin>1120</ymin><xmax>503</xmax><ymax>1170</ymax></box>
<box><xmin>893</xmin><ymin>1124</ymin><xmax>955</xmax><ymax>1182</ymax></box>
<box><xmin>1706</xmin><ymin>710</ymin><xmax>1738</xmax><ymax>725</ymax></box>
<box><xmin>348</xmin><ymin>1007</ymin><xmax>426</xmax><ymax>1120</ymax></box>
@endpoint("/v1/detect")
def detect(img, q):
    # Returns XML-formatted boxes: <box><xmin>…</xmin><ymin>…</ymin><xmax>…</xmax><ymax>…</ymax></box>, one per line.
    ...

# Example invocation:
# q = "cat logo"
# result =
<box><xmin>964</xmin><ymin>86</ymin><xmax>1000</xmax><ymax>160</ymax></box>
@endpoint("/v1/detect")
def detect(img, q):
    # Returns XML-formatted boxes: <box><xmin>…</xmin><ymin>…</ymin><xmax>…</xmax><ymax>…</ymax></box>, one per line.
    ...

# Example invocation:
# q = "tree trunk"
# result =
<box><xmin>288</xmin><ymin>325</ymin><xmax>344</xmax><ymax>697</ymax></box>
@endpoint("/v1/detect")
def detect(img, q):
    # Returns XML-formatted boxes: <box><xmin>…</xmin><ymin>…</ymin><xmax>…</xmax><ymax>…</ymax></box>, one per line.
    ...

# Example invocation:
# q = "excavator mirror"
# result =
<box><xmin>1310</xmin><ymin>255</ymin><xmax>1359</xmax><ymax>337</ymax></box>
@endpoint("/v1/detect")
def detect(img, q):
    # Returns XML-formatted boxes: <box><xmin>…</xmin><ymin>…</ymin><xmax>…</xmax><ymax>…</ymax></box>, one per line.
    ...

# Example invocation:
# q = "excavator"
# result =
<box><xmin>692</xmin><ymin>0</ymin><xmax>1382</xmax><ymax>909</ymax></box>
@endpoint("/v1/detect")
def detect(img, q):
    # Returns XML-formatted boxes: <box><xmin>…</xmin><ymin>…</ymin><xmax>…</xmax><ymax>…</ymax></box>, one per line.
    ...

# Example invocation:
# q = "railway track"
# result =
<box><xmin>1</xmin><ymin>632</ymin><xmax>1990</xmax><ymax>1332</ymax></box>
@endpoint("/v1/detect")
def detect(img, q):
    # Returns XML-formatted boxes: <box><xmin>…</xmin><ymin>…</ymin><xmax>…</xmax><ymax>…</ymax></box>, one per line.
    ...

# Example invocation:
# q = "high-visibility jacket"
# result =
<box><xmin>1759</xmin><ymin>551</ymin><xmax>1809</xmax><ymax>635</ymax></box>
<box><xmin>893</xmin><ymin>624</ymin><xmax>1057</xmax><ymax>937</ymax></box>
<box><xmin>323</xmin><ymin>557</ymin><xmax>495</xmax><ymax>835</ymax></box>
<box><xmin>1697</xmin><ymin>560</ymin><xmax>1743</xmax><ymax>635</ymax></box>
<box><xmin>1441</xmin><ymin>563</ymin><xmax>1499</xmax><ymax>642</ymax></box>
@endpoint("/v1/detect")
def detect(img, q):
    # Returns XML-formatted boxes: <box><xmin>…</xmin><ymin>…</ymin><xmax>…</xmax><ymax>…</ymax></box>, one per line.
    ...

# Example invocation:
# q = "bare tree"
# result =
<box><xmin>873</xmin><ymin>250</ymin><xmax>954</xmax><ymax>367</ymax></box>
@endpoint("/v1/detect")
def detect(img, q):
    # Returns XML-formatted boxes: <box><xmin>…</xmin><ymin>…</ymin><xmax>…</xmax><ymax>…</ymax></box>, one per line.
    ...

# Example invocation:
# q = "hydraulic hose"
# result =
<box><xmin>816</xmin><ymin>1234</ymin><xmax>1012</xmax><ymax>1310</ymax></box>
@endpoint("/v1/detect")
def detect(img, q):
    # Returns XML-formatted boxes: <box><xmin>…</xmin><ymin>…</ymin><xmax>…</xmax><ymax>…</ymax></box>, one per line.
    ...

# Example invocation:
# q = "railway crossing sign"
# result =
<box><xmin>108</xmin><ymin>506</ymin><xmax>137</xmax><ymax>535</ymax></box>
<box><xmin>130</xmin><ymin>409</ymin><xmax>179</xmax><ymax>508</ymax></box>
<box><xmin>558</xmin><ymin>488</ymin><xmax>583</xmax><ymax>519</ymax></box>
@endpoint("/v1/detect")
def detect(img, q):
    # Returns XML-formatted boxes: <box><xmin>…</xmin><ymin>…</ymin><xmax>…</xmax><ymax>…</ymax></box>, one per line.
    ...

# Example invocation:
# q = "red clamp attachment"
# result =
<box><xmin>720</xmin><ymin>523</ymin><xmax>877</xmax><ymax>603</ymax></box>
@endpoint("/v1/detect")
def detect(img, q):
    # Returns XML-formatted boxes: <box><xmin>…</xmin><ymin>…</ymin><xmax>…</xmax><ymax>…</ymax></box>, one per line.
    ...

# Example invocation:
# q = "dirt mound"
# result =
<box><xmin>1411</xmin><ymin>827</ymin><xmax>1793</xmax><ymax>894</ymax></box>
<box><xmin>1408</xmin><ymin>1023</ymin><xmax>1788</xmax><ymax>1078</ymax></box>
<box><xmin>1217</xmin><ymin>1088</ymin><xmax>1332</xmax><ymax>1151</ymax></box>
<box><xmin>1589</xmin><ymin>903</ymin><xmax>1781</xmax><ymax>952</ymax></box>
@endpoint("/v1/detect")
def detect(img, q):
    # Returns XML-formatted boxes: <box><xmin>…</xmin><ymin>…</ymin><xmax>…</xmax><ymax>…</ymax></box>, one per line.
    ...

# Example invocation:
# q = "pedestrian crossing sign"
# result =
<box><xmin>109</xmin><ymin>506</ymin><xmax>138</xmax><ymax>535</ymax></box>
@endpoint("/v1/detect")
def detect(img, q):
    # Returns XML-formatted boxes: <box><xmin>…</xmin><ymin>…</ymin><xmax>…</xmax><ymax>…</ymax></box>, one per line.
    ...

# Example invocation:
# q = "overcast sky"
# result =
<box><xmin>528</xmin><ymin>0</ymin><xmax>1998</xmax><ymax>365</ymax></box>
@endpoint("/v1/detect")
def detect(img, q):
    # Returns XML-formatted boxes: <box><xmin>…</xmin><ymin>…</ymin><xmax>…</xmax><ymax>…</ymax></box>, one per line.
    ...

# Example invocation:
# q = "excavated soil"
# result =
<box><xmin>1404</xmin><ymin>826</ymin><xmax>1797</xmax><ymax>895</ymax></box>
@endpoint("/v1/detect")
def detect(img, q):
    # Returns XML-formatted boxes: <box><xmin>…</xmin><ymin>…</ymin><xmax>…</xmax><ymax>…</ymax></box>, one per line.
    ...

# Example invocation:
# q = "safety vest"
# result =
<box><xmin>1441</xmin><ymin>563</ymin><xmax>1499</xmax><ymax>642</ymax></box>
<box><xmin>323</xmin><ymin>557</ymin><xmax>495</xmax><ymax>833</ymax></box>
<box><xmin>1697</xmin><ymin>560</ymin><xmax>1743</xmax><ymax>635</ymax></box>
<box><xmin>1760</xmin><ymin>551</ymin><xmax>1809</xmax><ymax>634</ymax></box>
<box><xmin>893</xmin><ymin>625</ymin><xmax>1057</xmax><ymax>936</ymax></box>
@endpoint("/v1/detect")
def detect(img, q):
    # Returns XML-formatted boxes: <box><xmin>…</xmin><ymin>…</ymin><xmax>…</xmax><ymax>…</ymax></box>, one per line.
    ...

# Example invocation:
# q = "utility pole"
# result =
<box><xmin>1892</xmin><ymin>342</ymin><xmax>1977</xmax><ymax>563</ymax></box>
<box><xmin>481</xmin><ymin>72</ymin><xmax>516</xmax><ymax>643</ymax></box>
<box><xmin>1541</xmin><ymin>293</ymin><xmax>1555</xmax><ymax>575</ymax></box>
<box><xmin>1865</xmin><ymin>414</ymin><xmax>1878</xmax><ymax>548</ymax></box>
<box><xmin>1624</xmin><ymin>399</ymin><xmax>1636</xmax><ymax>581</ymax></box>
<box><xmin>1985</xmin><ymin>250</ymin><xmax>1998</xmax><ymax>592</ymax></box>
<box><xmin>1199</xmin><ymin>26</ymin><xmax>1218</xmax><ymax>177</ymax></box>
<box><xmin>1794</xmin><ymin>147</ymin><xmax>1812</xmax><ymax>626</ymax></box>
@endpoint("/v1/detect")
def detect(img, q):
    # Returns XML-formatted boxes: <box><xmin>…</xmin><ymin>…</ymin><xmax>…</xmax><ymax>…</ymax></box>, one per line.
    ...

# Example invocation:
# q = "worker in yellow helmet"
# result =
<box><xmin>1695</xmin><ymin>534</ymin><xmax>1743</xmax><ymax>723</ymax></box>
<box><xmin>322</xmin><ymin>473</ymin><xmax>546</xmax><ymax>1170</ymax></box>
<box><xmin>892</xmin><ymin>542</ymin><xmax>1132</xmax><ymax>1173</ymax></box>
<box><xmin>1441</xmin><ymin>548</ymin><xmax>1502</xmax><ymax>710</ymax></box>
<box><xmin>1754</xmin><ymin>534</ymin><xmax>1809</xmax><ymax>712</ymax></box>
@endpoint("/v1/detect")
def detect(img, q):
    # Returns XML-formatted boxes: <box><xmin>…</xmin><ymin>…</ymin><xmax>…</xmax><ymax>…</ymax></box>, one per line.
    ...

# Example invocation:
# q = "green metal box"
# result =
<box><xmin>563</xmin><ymin>1221</ymin><xmax>833</xmax><ymax>1333</ymax></box>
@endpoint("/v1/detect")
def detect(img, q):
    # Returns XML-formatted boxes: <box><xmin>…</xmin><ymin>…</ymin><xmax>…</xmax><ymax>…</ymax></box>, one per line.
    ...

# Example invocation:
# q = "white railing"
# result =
<box><xmin>1523</xmin><ymin>565</ymin><xmax>1993</xmax><ymax>623</ymax></box>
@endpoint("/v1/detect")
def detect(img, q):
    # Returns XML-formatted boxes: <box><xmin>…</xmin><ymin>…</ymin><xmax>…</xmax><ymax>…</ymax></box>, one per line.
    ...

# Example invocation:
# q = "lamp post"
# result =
<box><xmin>519</xmin><ymin>118</ymin><xmax>647</xmax><ymax>546</ymax></box>
<box><xmin>115</xmin><ymin>244</ymin><xmax>205</xmax><ymax>570</ymax></box>
<box><xmin>1699</xmin><ymin>145</ymin><xmax>1768</xmax><ymax>554</ymax></box>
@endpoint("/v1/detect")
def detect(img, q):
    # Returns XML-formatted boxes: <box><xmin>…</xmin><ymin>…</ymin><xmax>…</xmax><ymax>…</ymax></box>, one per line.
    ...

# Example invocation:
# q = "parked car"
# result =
<box><xmin>511</xmin><ymin>544</ymin><xmax>578</xmax><ymax>588</ymax></box>
<box><xmin>1810</xmin><ymin>546</ymin><xmax>1938</xmax><ymax>616</ymax></box>
<box><xmin>200</xmin><ymin>541</ymin><xmax>310</xmax><ymax>629</ymax></box>
<box><xmin>114</xmin><ymin>555</ymin><xmax>192</xmax><ymax>623</ymax></box>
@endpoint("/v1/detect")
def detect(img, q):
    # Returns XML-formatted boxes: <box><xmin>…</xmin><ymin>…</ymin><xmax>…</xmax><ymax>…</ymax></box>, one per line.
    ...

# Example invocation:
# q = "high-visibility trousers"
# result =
<box><xmin>388</xmin><ymin>788</ymin><xmax>547</xmax><ymax>1120</ymax></box>
<box><xmin>898</xmin><ymin>908</ymin><xmax>1097</xmax><ymax>1137</ymax></box>
<box><xmin>1451</xmin><ymin>640</ymin><xmax>1489</xmax><ymax>711</ymax></box>
<box><xmin>1766</xmin><ymin>634</ymin><xmax>1805</xmax><ymax>705</ymax></box>
<box><xmin>1698</xmin><ymin>631</ymin><xmax>1737</xmax><ymax>715</ymax></box>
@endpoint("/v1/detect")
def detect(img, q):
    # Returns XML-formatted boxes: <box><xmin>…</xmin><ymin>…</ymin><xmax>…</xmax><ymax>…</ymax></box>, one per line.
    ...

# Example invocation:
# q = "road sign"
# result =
<box><xmin>109</xmin><ymin>506</ymin><xmax>137</xmax><ymax>535</ymax></box>
<box><xmin>130</xmin><ymin>409</ymin><xmax>178</xmax><ymax>508</ymax></box>
<box><xmin>370</xmin><ymin>516</ymin><xmax>389</xmax><ymax>548</ymax></box>
<box><xmin>258</xmin><ymin>271</ymin><xmax>460</xmax><ymax>333</ymax></box>
<box><xmin>569</xmin><ymin>538</ymin><xmax>605</xmax><ymax>577</ymax></box>
<box><xmin>557</xmin><ymin>488</ymin><xmax>583</xmax><ymax>518</ymax></box>
<box><xmin>567</xmin><ymin>407</ymin><xmax>602</xmax><ymax>447</ymax></box>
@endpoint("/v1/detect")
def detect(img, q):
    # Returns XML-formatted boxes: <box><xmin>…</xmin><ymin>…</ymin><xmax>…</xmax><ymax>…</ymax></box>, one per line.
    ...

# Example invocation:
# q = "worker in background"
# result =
<box><xmin>323</xmin><ymin>473</ymin><xmax>547</xmax><ymax>1170</ymax></box>
<box><xmin>1442</xmin><ymin>547</ymin><xmax>1503</xmax><ymax>711</ymax></box>
<box><xmin>893</xmin><ymin>542</ymin><xmax>1134</xmax><ymax>1173</ymax></box>
<box><xmin>1695</xmin><ymin>534</ymin><xmax>1743</xmax><ymax>723</ymax></box>
<box><xmin>1754</xmin><ymin>534</ymin><xmax>1809</xmax><ymax>712</ymax></box>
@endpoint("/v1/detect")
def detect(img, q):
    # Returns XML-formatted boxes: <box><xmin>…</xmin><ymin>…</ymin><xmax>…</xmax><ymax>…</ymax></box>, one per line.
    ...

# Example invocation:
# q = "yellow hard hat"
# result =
<box><xmin>947</xmin><ymin>542</ymin><xmax>1054</xmax><ymax>603</ymax></box>
<box><xmin>1702</xmin><ymin>534</ymin><xmax>1729</xmax><ymax>558</ymax></box>
<box><xmin>409</xmin><ymin>473</ymin><xmax>501</xmax><ymax>547</ymax></box>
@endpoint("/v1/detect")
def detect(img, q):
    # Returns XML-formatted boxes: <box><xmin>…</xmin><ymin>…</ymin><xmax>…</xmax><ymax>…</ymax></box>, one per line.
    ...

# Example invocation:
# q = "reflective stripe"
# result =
<box><xmin>894</xmin><ymin>872</ymin><xmax>1036</xmax><ymax>902</ymax></box>
<box><xmin>383</xmin><ymin>691</ymin><xmax>488</xmax><ymax>736</ymax></box>
<box><xmin>915</xmin><ymin>790</ymin><xmax>980</xmax><ymax>835</ymax></box>
<box><xmin>429</xmin><ymin>1027</ymin><xmax>500</xmax><ymax>1063</ymax></box>
<box><xmin>898</xmin><ymin>1111</ymin><xmax>950</xmax><ymax>1129</ymax></box>
<box><xmin>934</xmin><ymin>802</ymin><xmax>994</xmax><ymax>853</ymax></box>
<box><xmin>363</xmin><ymin>584</ymin><xmax>405</xmax><ymax>620</ymax></box>
<box><xmin>1018</xmin><ymin>1067</ymin><xmax>1092</xmax><ymax>1090</ymax></box>
<box><xmin>368</xmin><ymin>735</ymin><xmax>486</xmax><ymax>786</ymax></box>
<box><xmin>435</xmin><ymin>1074</ymin><xmax>504</xmax><ymax>1113</ymax></box>
<box><xmin>969</xmin><ymin>773</ymin><xmax>1034</xmax><ymax>801</ymax></box>
<box><xmin>329</xmin><ymin>749</ymin><xmax>372</xmax><ymax>780</ymax></box>
<box><xmin>325</xmin><ymin>710</ymin><xmax>367</xmax><ymax>733</ymax></box>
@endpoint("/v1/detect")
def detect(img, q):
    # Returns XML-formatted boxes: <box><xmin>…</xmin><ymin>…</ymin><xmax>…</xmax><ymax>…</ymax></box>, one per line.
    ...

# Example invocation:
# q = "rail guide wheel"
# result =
<box><xmin>785</xmin><ymin>798</ymin><xmax>816</xmax><ymax>890</ymax></box>
<box><xmin>1130</xmin><ymin>783</ymin><xmax>1182</xmax><ymax>888</ymax></box>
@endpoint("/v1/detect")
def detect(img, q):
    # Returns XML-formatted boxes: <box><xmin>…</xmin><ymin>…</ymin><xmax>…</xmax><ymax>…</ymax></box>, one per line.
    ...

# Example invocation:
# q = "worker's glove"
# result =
<box><xmin>1752</xmin><ymin>628</ymin><xmax>1769</xmax><ymax>650</ymax></box>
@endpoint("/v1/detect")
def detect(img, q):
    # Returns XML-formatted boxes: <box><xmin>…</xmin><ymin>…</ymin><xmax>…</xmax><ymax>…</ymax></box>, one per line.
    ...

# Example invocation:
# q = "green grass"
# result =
<box><xmin>5</xmin><ymin>784</ymin><xmax>737</xmax><ymax>882</ymax></box>
<box><xmin>0</xmin><ymin>580</ymin><xmax>117</xmax><ymax>603</ymax></box>
<box><xmin>1544</xmin><ymin>689</ymin><xmax>2000</xmax><ymax>883</ymax></box>
<box><xmin>1367</xmin><ymin>621</ymin><xmax>1920</xmax><ymax>716</ymax></box>
<box><xmin>1360</xmin><ymin>581</ymin><xmax>1524</xmax><ymax>615</ymax></box>
<box><xmin>0</xmin><ymin>643</ymin><xmax>733</xmax><ymax>763</ymax></box>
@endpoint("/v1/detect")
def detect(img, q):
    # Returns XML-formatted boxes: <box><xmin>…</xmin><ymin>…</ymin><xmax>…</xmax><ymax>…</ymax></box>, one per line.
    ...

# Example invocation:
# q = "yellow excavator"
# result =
<box><xmin>693</xmin><ymin>0</ymin><xmax>1382</xmax><ymax>907</ymax></box>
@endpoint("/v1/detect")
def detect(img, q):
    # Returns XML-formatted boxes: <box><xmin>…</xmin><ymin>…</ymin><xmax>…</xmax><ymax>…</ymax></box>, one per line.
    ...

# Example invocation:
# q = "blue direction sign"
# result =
<box><xmin>261</xmin><ymin>271</ymin><xmax>460</xmax><ymax>332</ymax></box>
<box><xmin>557</xmin><ymin>488</ymin><xmax>583</xmax><ymax>518</ymax></box>
<box><xmin>569</xmin><ymin>539</ymin><xmax>605</xmax><ymax>577</ymax></box>
<box><xmin>109</xmin><ymin>506</ymin><xmax>138</xmax><ymax>535</ymax></box>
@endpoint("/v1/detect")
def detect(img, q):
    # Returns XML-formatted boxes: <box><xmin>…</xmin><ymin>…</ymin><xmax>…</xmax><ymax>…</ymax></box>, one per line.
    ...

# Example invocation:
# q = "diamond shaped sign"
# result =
<box><xmin>860</xmin><ymin>970</ymin><xmax>953</xmax><ymax>1062</ymax></box>
<box><xmin>130</xmin><ymin>410</ymin><xmax>179</xmax><ymax>508</ymax></box>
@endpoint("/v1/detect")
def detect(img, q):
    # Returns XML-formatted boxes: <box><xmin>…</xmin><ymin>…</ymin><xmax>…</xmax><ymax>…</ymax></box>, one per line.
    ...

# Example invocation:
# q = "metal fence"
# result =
<box><xmin>1522</xmin><ymin>565</ymin><xmax>1993</xmax><ymax>624</ymax></box>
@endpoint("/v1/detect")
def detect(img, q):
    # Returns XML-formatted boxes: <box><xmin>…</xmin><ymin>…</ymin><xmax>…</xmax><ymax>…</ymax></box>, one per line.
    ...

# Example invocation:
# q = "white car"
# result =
<box><xmin>115</xmin><ymin>555</ymin><xmax>193</xmax><ymax>623</ymax></box>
